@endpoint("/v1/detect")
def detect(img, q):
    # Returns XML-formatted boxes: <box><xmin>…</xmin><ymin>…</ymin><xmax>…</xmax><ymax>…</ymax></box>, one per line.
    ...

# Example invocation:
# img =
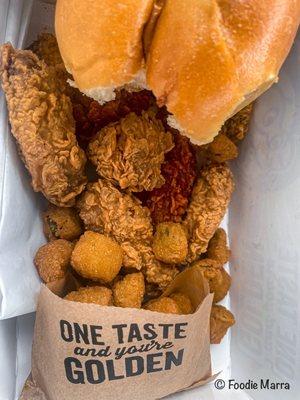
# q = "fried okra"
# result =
<box><xmin>193</xmin><ymin>259</ymin><xmax>231</xmax><ymax>303</ymax></box>
<box><xmin>71</xmin><ymin>231</ymin><xmax>123</xmax><ymax>283</ymax></box>
<box><xmin>152</xmin><ymin>222</ymin><xmax>188</xmax><ymax>264</ymax></box>
<box><xmin>43</xmin><ymin>204</ymin><xmax>82</xmax><ymax>241</ymax></box>
<box><xmin>34</xmin><ymin>239</ymin><xmax>73</xmax><ymax>282</ymax></box>
<box><xmin>210</xmin><ymin>305</ymin><xmax>235</xmax><ymax>344</ymax></box>
<box><xmin>144</xmin><ymin>293</ymin><xmax>192</xmax><ymax>315</ymax></box>
<box><xmin>65</xmin><ymin>286</ymin><xmax>113</xmax><ymax>306</ymax></box>
<box><xmin>206</xmin><ymin>228</ymin><xmax>230</xmax><ymax>266</ymax></box>
<box><xmin>112</xmin><ymin>272</ymin><xmax>145</xmax><ymax>309</ymax></box>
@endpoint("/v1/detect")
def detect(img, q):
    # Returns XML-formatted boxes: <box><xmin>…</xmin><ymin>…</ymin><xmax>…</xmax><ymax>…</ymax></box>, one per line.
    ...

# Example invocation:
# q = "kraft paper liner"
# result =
<box><xmin>21</xmin><ymin>266</ymin><xmax>216</xmax><ymax>400</ymax></box>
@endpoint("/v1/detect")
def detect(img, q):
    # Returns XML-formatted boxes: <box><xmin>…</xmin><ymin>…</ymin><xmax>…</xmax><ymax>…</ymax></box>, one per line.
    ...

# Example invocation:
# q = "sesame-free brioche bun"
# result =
<box><xmin>55</xmin><ymin>0</ymin><xmax>300</xmax><ymax>144</ymax></box>
<box><xmin>55</xmin><ymin>0</ymin><xmax>154</xmax><ymax>103</ymax></box>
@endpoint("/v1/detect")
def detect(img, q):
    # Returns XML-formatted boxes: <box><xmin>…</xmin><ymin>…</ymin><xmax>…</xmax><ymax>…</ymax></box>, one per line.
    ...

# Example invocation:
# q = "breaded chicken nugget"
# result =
<box><xmin>34</xmin><ymin>239</ymin><xmax>73</xmax><ymax>282</ymax></box>
<box><xmin>169</xmin><ymin>293</ymin><xmax>193</xmax><ymax>314</ymax></box>
<box><xmin>71</xmin><ymin>231</ymin><xmax>123</xmax><ymax>283</ymax></box>
<box><xmin>153</xmin><ymin>222</ymin><xmax>188</xmax><ymax>264</ymax></box>
<box><xmin>183</xmin><ymin>164</ymin><xmax>234</xmax><ymax>263</ymax></box>
<box><xmin>206</xmin><ymin>228</ymin><xmax>230</xmax><ymax>266</ymax></box>
<box><xmin>65</xmin><ymin>286</ymin><xmax>113</xmax><ymax>306</ymax></box>
<box><xmin>43</xmin><ymin>204</ymin><xmax>82</xmax><ymax>241</ymax></box>
<box><xmin>210</xmin><ymin>305</ymin><xmax>235</xmax><ymax>344</ymax></box>
<box><xmin>193</xmin><ymin>259</ymin><xmax>231</xmax><ymax>303</ymax></box>
<box><xmin>113</xmin><ymin>273</ymin><xmax>145</xmax><ymax>308</ymax></box>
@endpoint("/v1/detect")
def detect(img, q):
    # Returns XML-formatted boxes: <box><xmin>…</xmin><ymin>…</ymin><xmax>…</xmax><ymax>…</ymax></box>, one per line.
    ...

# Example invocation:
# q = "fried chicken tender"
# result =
<box><xmin>153</xmin><ymin>222</ymin><xmax>188</xmax><ymax>264</ymax></box>
<box><xmin>220</xmin><ymin>103</ymin><xmax>253</xmax><ymax>145</ymax></box>
<box><xmin>71</xmin><ymin>231</ymin><xmax>123</xmax><ymax>283</ymax></box>
<box><xmin>113</xmin><ymin>272</ymin><xmax>145</xmax><ymax>308</ymax></box>
<box><xmin>64</xmin><ymin>286</ymin><xmax>113</xmax><ymax>306</ymax></box>
<box><xmin>206</xmin><ymin>228</ymin><xmax>230</xmax><ymax>266</ymax></box>
<box><xmin>193</xmin><ymin>259</ymin><xmax>231</xmax><ymax>303</ymax></box>
<box><xmin>88</xmin><ymin>111</ymin><xmax>174</xmax><ymax>192</ymax></box>
<box><xmin>210</xmin><ymin>305</ymin><xmax>235</xmax><ymax>344</ymax></box>
<box><xmin>144</xmin><ymin>293</ymin><xmax>192</xmax><ymax>315</ymax></box>
<box><xmin>0</xmin><ymin>44</ymin><xmax>87</xmax><ymax>206</ymax></box>
<box><xmin>169</xmin><ymin>293</ymin><xmax>193</xmax><ymax>314</ymax></box>
<box><xmin>43</xmin><ymin>204</ymin><xmax>82</xmax><ymax>241</ymax></box>
<box><xmin>77</xmin><ymin>180</ymin><xmax>178</xmax><ymax>288</ymax></box>
<box><xmin>183</xmin><ymin>164</ymin><xmax>234</xmax><ymax>263</ymax></box>
<box><xmin>34</xmin><ymin>239</ymin><xmax>73</xmax><ymax>283</ymax></box>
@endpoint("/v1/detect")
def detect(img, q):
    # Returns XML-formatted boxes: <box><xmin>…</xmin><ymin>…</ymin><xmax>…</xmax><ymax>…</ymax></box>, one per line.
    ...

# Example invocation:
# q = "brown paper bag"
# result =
<box><xmin>21</xmin><ymin>266</ymin><xmax>215</xmax><ymax>400</ymax></box>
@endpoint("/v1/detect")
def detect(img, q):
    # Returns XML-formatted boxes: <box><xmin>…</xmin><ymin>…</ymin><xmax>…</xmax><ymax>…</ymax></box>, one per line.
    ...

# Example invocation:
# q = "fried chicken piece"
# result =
<box><xmin>193</xmin><ymin>259</ymin><xmax>231</xmax><ymax>303</ymax></box>
<box><xmin>77</xmin><ymin>180</ymin><xmax>178</xmax><ymax>288</ymax></box>
<box><xmin>183</xmin><ymin>164</ymin><xmax>234</xmax><ymax>263</ymax></box>
<box><xmin>112</xmin><ymin>272</ymin><xmax>145</xmax><ymax>308</ymax></box>
<box><xmin>71</xmin><ymin>231</ymin><xmax>123</xmax><ymax>283</ymax></box>
<box><xmin>220</xmin><ymin>103</ymin><xmax>253</xmax><ymax>145</ymax></box>
<box><xmin>34</xmin><ymin>239</ymin><xmax>73</xmax><ymax>283</ymax></box>
<box><xmin>206</xmin><ymin>228</ymin><xmax>230</xmax><ymax>266</ymax></box>
<box><xmin>169</xmin><ymin>293</ymin><xmax>193</xmax><ymax>314</ymax></box>
<box><xmin>88</xmin><ymin>111</ymin><xmax>173</xmax><ymax>192</ymax></box>
<box><xmin>64</xmin><ymin>286</ymin><xmax>113</xmax><ymax>306</ymax></box>
<box><xmin>0</xmin><ymin>44</ymin><xmax>87</xmax><ymax>206</ymax></box>
<box><xmin>210</xmin><ymin>305</ymin><xmax>235</xmax><ymax>344</ymax></box>
<box><xmin>43</xmin><ymin>204</ymin><xmax>82</xmax><ymax>241</ymax></box>
<box><xmin>153</xmin><ymin>222</ymin><xmax>188</xmax><ymax>264</ymax></box>
<box><xmin>138</xmin><ymin>133</ymin><xmax>196</xmax><ymax>223</ymax></box>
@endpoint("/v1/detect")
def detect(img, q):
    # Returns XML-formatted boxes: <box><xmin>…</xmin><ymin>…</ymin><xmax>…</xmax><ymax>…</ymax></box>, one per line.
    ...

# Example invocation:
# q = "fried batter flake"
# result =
<box><xmin>88</xmin><ymin>111</ymin><xmax>173</xmax><ymax>192</ymax></box>
<box><xmin>0</xmin><ymin>44</ymin><xmax>87</xmax><ymax>206</ymax></box>
<box><xmin>210</xmin><ymin>305</ymin><xmax>235</xmax><ymax>344</ymax></box>
<box><xmin>183</xmin><ymin>164</ymin><xmax>234</xmax><ymax>263</ymax></box>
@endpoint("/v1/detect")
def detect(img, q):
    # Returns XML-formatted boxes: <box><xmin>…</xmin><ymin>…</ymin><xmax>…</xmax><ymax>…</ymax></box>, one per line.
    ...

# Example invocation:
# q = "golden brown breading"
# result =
<box><xmin>220</xmin><ymin>103</ymin><xmax>253</xmax><ymax>145</ymax></box>
<box><xmin>34</xmin><ymin>239</ymin><xmax>73</xmax><ymax>283</ymax></box>
<box><xmin>169</xmin><ymin>293</ymin><xmax>193</xmax><ymax>314</ymax></box>
<box><xmin>206</xmin><ymin>228</ymin><xmax>230</xmax><ymax>266</ymax></box>
<box><xmin>71</xmin><ymin>231</ymin><xmax>123</xmax><ymax>283</ymax></box>
<box><xmin>113</xmin><ymin>272</ymin><xmax>145</xmax><ymax>308</ymax></box>
<box><xmin>88</xmin><ymin>111</ymin><xmax>174</xmax><ymax>192</ymax></box>
<box><xmin>210</xmin><ymin>305</ymin><xmax>235</xmax><ymax>344</ymax></box>
<box><xmin>183</xmin><ymin>164</ymin><xmax>234</xmax><ymax>263</ymax></box>
<box><xmin>64</xmin><ymin>286</ymin><xmax>113</xmax><ymax>306</ymax></box>
<box><xmin>0</xmin><ymin>44</ymin><xmax>87</xmax><ymax>206</ymax></box>
<box><xmin>30</xmin><ymin>33</ymin><xmax>64</xmax><ymax>67</ymax></box>
<box><xmin>77</xmin><ymin>180</ymin><xmax>178</xmax><ymax>288</ymax></box>
<box><xmin>153</xmin><ymin>222</ymin><xmax>188</xmax><ymax>264</ymax></box>
<box><xmin>144</xmin><ymin>297</ymin><xmax>181</xmax><ymax>314</ymax></box>
<box><xmin>207</xmin><ymin>134</ymin><xmax>238</xmax><ymax>163</ymax></box>
<box><xmin>43</xmin><ymin>204</ymin><xmax>82</xmax><ymax>241</ymax></box>
<box><xmin>193</xmin><ymin>259</ymin><xmax>231</xmax><ymax>303</ymax></box>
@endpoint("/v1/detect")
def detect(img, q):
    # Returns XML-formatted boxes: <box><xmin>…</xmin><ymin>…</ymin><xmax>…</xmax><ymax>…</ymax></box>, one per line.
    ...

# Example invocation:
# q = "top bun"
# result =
<box><xmin>55</xmin><ymin>0</ymin><xmax>300</xmax><ymax>144</ymax></box>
